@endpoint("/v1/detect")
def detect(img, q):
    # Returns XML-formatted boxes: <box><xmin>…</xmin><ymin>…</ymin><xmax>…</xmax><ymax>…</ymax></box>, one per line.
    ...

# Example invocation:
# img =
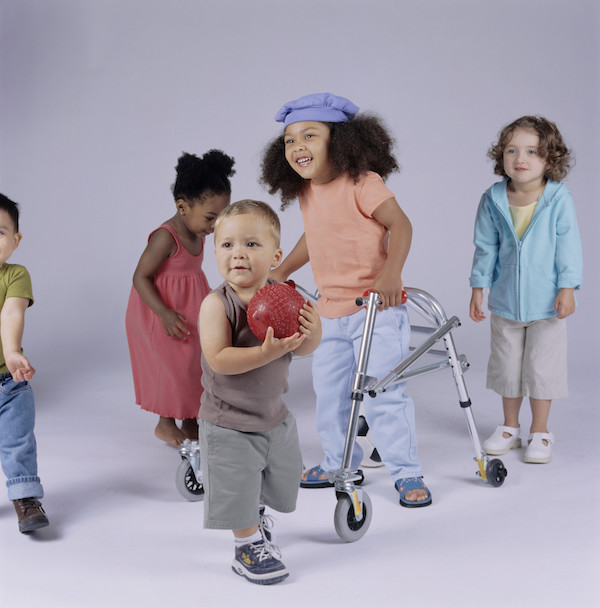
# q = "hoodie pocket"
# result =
<box><xmin>489</xmin><ymin>264</ymin><xmax>516</xmax><ymax>312</ymax></box>
<box><xmin>524</xmin><ymin>265</ymin><xmax>558</xmax><ymax>312</ymax></box>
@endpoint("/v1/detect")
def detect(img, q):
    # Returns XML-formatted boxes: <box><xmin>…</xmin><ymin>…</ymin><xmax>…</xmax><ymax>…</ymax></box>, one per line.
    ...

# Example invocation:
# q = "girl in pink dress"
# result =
<box><xmin>126</xmin><ymin>150</ymin><xmax>235</xmax><ymax>447</ymax></box>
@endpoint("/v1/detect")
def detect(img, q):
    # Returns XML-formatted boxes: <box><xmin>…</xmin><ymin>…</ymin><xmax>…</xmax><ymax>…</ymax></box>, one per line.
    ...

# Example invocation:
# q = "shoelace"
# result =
<box><xmin>251</xmin><ymin>539</ymin><xmax>282</xmax><ymax>562</ymax></box>
<box><xmin>16</xmin><ymin>498</ymin><xmax>42</xmax><ymax>515</ymax></box>
<box><xmin>258</xmin><ymin>510</ymin><xmax>276</xmax><ymax>543</ymax></box>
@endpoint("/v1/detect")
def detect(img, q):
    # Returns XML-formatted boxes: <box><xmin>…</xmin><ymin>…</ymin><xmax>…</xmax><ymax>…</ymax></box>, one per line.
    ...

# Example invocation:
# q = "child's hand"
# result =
<box><xmin>469</xmin><ymin>288</ymin><xmax>486</xmax><ymax>322</ymax></box>
<box><xmin>260</xmin><ymin>326</ymin><xmax>305</xmax><ymax>360</ymax></box>
<box><xmin>159</xmin><ymin>309</ymin><xmax>190</xmax><ymax>339</ymax></box>
<box><xmin>298</xmin><ymin>300</ymin><xmax>321</xmax><ymax>340</ymax></box>
<box><xmin>294</xmin><ymin>300</ymin><xmax>322</xmax><ymax>356</ymax></box>
<box><xmin>555</xmin><ymin>288</ymin><xmax>576</xmax><ymax>319</ymax></box>
<box><xmin>372</xmin><ymin>270</ymin><xmax>405</xmax><ymax>310</ymax></box>
<box><xmin>4</xmin><ymin>352</ymin><xmax>36</xmax><ymax>382</ymax></box>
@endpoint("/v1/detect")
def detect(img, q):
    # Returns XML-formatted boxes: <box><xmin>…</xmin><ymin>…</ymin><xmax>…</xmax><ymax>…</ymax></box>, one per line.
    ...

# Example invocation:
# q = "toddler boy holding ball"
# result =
<box><xmin>198</xmin><ymin>199</ymin><xmax>321</xmax><ymax>585</ymax></box>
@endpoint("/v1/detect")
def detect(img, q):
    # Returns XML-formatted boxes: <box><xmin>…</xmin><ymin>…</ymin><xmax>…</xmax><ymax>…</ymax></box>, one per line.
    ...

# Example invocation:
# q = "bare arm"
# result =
<box><xmin>1</xmin><ymin>297</ymin><xmax>35</xmax><ymax>382</ymax></box>
<box><xmin>132</xmin><ymin>228</ymin><xmax>190</xmax><ymax>339</ymax></box>
<box><xmin>269</xmin><ymin>233</ymin><xmax>309</xmax><ymax>283</ymax></box>
<box><xmin>372</xmin><ymin>197</ymin><xmax>412</xmax><ymax>310</ymax></box>
<box><xmin>199</xmin><ymin>292</ymin><xmax>306</xmax><ymax>375</ymax></box>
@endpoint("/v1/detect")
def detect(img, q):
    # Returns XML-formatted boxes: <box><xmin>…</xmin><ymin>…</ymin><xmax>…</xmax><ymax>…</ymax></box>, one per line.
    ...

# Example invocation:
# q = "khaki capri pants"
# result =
<box><xmin>487</xmin><ymin>313</ymin><xmax>568</xmax><ymax>399</ymax></box>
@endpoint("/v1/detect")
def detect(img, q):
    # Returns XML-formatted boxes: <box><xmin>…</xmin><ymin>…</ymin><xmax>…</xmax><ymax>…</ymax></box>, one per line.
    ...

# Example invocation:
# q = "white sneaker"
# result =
<box><xmin>524</xmin><ymin>432</ymin><xmax>554</xmax><ymax>464</ymax></box>
<box><xmin>482</xmin><ymin>425</ymin><xmax>521</xmax><ymax>455</ymax></box>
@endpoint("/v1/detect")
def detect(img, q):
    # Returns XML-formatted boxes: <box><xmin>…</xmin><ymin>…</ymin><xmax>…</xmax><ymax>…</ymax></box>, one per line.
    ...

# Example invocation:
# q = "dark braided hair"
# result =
<box><xmin>172</xmin><ymin>150</ymin><xmax>235</xmax><ymax>203</ymax></box>
<box><xmin>260</xmin><ymin>114</ymin><xmax>399</xmax><ymax>209</ymax></box>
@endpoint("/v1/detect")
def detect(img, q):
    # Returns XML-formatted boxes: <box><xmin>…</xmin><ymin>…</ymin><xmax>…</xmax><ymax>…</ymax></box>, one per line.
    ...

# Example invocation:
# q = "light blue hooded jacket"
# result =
<box><xmin>469</xmin><ymin>179</ymin><xmax>582</xmax><ymax>322</ymax></box>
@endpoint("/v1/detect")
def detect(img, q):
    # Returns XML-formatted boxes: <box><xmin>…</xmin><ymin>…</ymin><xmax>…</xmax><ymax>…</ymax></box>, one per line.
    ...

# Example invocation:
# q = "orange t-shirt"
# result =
<box><xmin>299</xmin><ymin>171</ymin><xmax>395</xmax><ymax>318</ymax></box>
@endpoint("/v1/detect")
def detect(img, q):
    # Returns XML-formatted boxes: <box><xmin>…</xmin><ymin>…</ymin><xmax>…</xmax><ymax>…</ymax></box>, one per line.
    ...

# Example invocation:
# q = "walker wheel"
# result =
<box><xmin>486</xmin><ymin>458</ymin><xmax>507</xmax><ymax>487</ymax></box>
<box><xmin>175</xmin><ymin>459</ymin><xmax>204</xmax><ymax>501</ymax></box>
<box><xmin>333</xmin><ymin>491</ymin><xmax>373</xmax><ymax>542</ymax></box>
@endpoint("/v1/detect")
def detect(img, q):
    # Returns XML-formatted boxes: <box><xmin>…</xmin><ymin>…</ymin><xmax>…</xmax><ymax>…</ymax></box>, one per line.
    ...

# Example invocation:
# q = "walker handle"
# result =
<box><xmin>355</xmin><ymin>289</ymin><xmax>407</xmax><ymax>307</ymax></box>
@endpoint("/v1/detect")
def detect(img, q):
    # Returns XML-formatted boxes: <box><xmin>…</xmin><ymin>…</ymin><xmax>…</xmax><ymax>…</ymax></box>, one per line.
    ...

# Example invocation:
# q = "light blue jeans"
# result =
<box><xmin>312</xmin><ymin>306</ymin><xmax>422</xmax><ymax>483</ymax></box>
<box><xmin>0</xmin><ymin>374</ymin><xmax>44</xmax><ymax>500</ymax></box>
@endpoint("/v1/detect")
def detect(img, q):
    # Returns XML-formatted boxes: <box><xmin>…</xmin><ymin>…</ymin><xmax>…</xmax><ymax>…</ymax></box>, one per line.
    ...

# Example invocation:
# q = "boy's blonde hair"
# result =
<box><xmin>214</xmin><ymin>199</ymin><xmax>281</xmax><ymax>246</ymax></box>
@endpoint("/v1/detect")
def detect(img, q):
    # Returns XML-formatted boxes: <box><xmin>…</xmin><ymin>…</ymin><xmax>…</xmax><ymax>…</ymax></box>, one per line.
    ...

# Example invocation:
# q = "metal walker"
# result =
<box><xmin>329</xmin><ymin>287</ymin><xmax>507</xmax><ymax>542</ymax></box>
<box><xmin>175</xmin><ymin>286</ymin><xmax>507</xmax><ymax>542</ymax></box>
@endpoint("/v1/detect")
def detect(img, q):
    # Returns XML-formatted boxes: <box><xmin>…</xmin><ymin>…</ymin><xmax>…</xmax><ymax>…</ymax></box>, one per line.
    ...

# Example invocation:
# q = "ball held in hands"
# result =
<box><xmin>247</xmin><ymin>281</ymin><xmax>307</xmax><ymax>341</ymax></box>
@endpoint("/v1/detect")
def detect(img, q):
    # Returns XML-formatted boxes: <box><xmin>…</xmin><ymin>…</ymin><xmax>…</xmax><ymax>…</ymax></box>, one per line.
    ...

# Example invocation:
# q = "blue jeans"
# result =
<box><xmin>312</xmin><ymin>306</ymin><xmax>422</xmax><ymax>483</ymax></box>
<box><xmin>0</xmin><ymin>373</ymin><xmax>44</xmax><ymax>500</ymax></box>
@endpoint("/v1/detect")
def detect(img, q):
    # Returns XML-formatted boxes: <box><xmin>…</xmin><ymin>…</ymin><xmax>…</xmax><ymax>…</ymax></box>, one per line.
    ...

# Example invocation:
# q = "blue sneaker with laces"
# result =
<box><xmin>232</xmin><ymin>539</ymin><xmax>288</xmax><ymax>585</ymax></box>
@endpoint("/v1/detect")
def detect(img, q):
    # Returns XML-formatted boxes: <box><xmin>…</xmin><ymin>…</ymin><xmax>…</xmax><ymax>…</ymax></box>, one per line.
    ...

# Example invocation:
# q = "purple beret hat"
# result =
<box><xmin>275</xmin><ymin>92</ymin><xmax>359</xmax><ymax>127</ymax></box>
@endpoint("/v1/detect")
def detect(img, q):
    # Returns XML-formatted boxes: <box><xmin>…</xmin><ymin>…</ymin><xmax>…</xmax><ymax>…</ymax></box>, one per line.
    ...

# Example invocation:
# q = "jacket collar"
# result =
<box><xmin>488</xmin><ymin>178</ymin><xmax>563</xmax><ymax>216</ymax></box>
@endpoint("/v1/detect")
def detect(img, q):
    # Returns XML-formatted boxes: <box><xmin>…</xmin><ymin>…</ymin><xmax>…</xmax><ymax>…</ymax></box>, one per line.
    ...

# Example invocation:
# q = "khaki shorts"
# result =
<box><xmin>199</xmin><ymin>413</ymin><xmax>302</xmax><ymax>530</ymax></box>
<box><xmin>487</xmin><ymin>314</ymin><xmax>568</xmax><ymax>399</ymax></box>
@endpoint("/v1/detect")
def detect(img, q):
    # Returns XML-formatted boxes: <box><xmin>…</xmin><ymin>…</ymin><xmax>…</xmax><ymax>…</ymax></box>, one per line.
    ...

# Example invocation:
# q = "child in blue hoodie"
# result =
<box><xmin>469</xmin><ymin>116</ymin><xmax>582</xmax><ymax>464</ymax></box>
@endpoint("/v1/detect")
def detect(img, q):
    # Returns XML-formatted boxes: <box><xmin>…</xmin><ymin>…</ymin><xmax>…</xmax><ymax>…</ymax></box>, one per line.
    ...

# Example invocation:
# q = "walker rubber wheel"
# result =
<box><xmin>175</xmin><ymin>459</ymin><xmax>204</xmax><ymax>501</ymax></box>
<box><xmin>486</xmin><ymin>458</ymin><xmax>507</xmax><ymax>487</ymax></box>
<box><xmin>333</xmin><ymin>491</ymin><xmax>373</xmax><ymax>542</ymax></box>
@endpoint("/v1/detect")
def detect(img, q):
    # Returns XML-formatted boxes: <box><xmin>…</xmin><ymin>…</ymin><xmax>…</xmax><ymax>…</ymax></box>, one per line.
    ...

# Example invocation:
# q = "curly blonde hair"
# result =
<box><xmin>487</xmin><ymin>116</ymin><xmax>572</xmax><ymax>182</ymax></box>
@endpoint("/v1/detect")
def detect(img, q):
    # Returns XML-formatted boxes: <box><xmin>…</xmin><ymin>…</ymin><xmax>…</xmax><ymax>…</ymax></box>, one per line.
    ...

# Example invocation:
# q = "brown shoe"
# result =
<box><xmin>13</xmin><ymin>498</ymin><xmax>49</xmax><ymax>533</ymax></box>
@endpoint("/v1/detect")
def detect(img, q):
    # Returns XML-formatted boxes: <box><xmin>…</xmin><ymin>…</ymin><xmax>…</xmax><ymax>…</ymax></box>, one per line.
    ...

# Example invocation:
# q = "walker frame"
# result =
<box><xmin>329</xmin><ymin>287</ymin><xmax>507</xmax><ymax>542</ymax></box>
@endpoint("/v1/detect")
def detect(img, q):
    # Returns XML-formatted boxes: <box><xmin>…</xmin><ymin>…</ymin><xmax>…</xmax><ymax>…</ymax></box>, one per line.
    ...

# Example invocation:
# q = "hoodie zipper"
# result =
<box><xmin>494</xmin><ymin>193</ymin><xmax>548</xmax><ymax>322</ymax></box>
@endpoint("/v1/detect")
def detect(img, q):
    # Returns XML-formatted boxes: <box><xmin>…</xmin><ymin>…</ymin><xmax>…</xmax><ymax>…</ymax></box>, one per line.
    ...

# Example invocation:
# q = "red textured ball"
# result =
<box><xmin>247</xmin><ymin>281</ymin><xmax>306</xmax><ymax>341</ymax></box>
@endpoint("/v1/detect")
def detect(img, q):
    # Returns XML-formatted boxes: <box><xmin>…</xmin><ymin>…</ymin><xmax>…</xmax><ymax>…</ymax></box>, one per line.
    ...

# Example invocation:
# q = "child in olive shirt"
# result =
<box><xmin>0</xmin><ymin>193</ymin><xmax>49</xmax><ymax>533</ymax></box>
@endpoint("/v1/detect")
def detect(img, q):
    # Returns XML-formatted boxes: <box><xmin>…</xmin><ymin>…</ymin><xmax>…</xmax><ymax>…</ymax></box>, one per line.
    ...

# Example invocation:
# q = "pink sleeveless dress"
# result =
<box><xmin>125</xmin><ymin>224</ymin><xmax>210</xmax><ymax>419</ymax></box>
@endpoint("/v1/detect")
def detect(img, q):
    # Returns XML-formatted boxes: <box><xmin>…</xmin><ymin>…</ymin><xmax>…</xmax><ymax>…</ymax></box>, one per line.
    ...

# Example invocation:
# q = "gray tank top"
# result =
<box><xmin>199</xmin><ymin>281</ymin><xmax>292</xmax><ymax>432</ymax></box>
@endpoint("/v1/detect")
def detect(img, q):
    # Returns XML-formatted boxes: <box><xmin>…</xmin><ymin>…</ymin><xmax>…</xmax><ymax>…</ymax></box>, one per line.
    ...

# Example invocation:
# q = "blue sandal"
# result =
<box><xmin>300</xmin><ymin>465</ymin><xmax>364</xmax><ymax>489</ymax></box>
<box><xmin>395</xmin><ymin>477</ymin><xmax>432</xmax><ymax>508</ymax></box>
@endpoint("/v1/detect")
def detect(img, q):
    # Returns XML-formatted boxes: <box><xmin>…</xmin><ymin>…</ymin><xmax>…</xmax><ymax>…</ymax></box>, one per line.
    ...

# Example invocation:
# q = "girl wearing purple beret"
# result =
<box><xmin>260</xmin><ymin>93</ymin><xmax>431</xmax><ymax>508</ymax></box>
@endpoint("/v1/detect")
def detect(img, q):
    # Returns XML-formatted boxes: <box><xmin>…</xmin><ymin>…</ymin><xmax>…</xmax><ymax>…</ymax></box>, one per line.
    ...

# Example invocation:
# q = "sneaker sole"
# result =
<box><xmin>484</xmin><ymin>439</ymin><xmax>522</xmax><ymax>455</ymax></box>
<box><xmin>523</xmin><ymin>455</ymin><xmax>552</xmax><ymax>464</ymax></box>
<box><xmin>231</xmin><ymin>561</ymin><xmax>289</xmax><ymax>585</ymax></box>
<box><xmin>19</xmin><ymin>517</ymin><xmax>49</xmax><ymax>533</ymax></box>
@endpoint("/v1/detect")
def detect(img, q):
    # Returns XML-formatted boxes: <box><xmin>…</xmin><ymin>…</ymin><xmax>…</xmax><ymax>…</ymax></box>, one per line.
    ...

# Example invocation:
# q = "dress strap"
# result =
<box><xmin>149</xmin><ymin>224</ymin><xmax>181</xmax><ymax>255</ymax></box>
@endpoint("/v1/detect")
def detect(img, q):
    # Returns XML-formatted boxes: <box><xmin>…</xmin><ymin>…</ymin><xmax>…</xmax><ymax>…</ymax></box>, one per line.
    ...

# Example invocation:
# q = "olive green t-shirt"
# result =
<box><xmin>0</xmin><ymin>263</ymin><xmax>33</xmax><ymax>375</ymax></box>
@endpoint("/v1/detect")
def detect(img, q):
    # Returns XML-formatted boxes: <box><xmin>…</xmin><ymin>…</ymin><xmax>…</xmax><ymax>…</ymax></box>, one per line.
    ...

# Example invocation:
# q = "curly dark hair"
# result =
<box><xmin>172</xmin><ymin>150</ymin><xmax>236</xmax><ymax>202</ymax></box>
<box><xmin>260</xmin><ymin>114</ymin><xmax>399</xmax><ymax>209</ymax></box>
<box><xmin>488</xmin><ymin>116</ymin><xmax>572</xmax><ymax>182</ymax></box>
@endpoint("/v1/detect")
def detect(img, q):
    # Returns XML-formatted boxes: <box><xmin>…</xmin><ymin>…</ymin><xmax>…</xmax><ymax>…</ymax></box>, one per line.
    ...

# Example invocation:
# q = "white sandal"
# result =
<box><xmin>482</xmin><ymin>425</ymin><xmax>521</xmax><ymax>455</ymax></box>
<box><xmin>524</xmin><ymin>432</ymin><xmax>554</xmax><ymax>464</ymax></box>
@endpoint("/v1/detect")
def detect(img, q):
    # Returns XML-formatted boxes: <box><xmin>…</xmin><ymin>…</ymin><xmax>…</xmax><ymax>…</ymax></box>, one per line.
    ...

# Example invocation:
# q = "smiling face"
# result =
<box><xmin>283</xmin><ymin>121</ymin><xmax>334</xmax><ymax>184</ymax></box>
<box><xmin>0</xmin><ymin>209</ymin><xmax>22</xmax><ymax>268</ymax></box>
<box><xmin>503</xmin><ymin>128</ymin><xmax>547</xmax><ymax>190</ymax></box>
<box><xmin>214</xmin><ymin>212</ymin><xmax>282</xmax><ymax>300</ymax></box>
<box><xmin>177</xmin><ymin>192</ymin><xmax>230</xmax><ymax>237</ymax></box>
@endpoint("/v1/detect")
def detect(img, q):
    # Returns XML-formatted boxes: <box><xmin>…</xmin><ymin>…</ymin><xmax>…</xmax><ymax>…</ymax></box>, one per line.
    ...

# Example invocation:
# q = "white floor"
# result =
<box><xmin>0</xmin><ymin>354</ymin><xmax>598</xmax><ymax>608</ymax></box>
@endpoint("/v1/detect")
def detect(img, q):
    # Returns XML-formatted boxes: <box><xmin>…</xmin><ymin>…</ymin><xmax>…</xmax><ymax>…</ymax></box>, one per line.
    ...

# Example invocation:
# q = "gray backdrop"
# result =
<box><xmin>1</xmin><ymin>0</ymin><xmax>598</xmax><ymax>386</ymax></box>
